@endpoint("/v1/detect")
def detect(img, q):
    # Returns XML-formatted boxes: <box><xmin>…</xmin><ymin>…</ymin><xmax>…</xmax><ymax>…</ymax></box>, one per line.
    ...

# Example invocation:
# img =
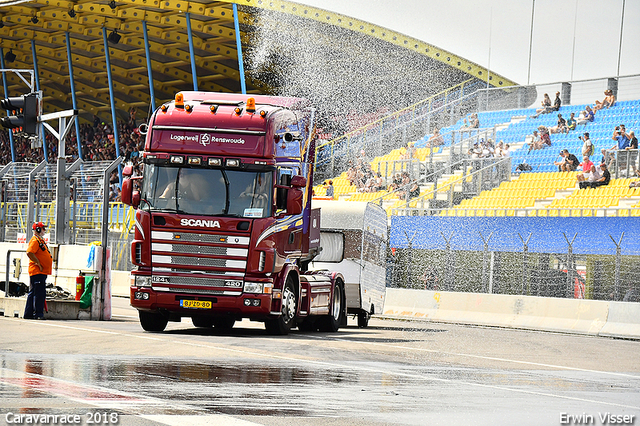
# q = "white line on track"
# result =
<box><xmin>3</xmin><ymin>316</ymin><xmax>640</xmax><ymax>412</ymax></box>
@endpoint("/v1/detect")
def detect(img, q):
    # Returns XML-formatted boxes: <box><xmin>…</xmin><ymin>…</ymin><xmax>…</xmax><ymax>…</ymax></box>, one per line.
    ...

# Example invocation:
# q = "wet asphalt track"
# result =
<box><xmin>0</xmin><ymin>297</ymin><xmax>639</xmax><ymax>426</ymax></box>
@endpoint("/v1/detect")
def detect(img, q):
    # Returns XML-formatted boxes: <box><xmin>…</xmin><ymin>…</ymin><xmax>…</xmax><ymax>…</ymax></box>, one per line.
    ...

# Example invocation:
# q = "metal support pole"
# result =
<box><xmin>563</xmin><ymin>232</ymin><xmax>577</xmax><ymax>299</ymax></box>
<box><xmin>518</xmin><ymin>232</ymin><xmax>532</xmax><ymax>295</ymax></box>
<box><xmin>31</xmin><ymin>40</ymin><xmax>48</xmax><ymax>163</ymax></box>
<box><xmin>609</xmin><ymin>233</ymin><xmax>624</xmax><ymax>301</ymax></box>
<box><xmin>26</xmin><ymin>161</ymin><xmax>47</xmax><ymax>235</ymax></box>
<box><xmin>404</xmin><ymin>230</ymin><xmax>417</xmax><ymax>289</ymax></box>
<box><xmin>142</xmin><ymin>21</ymin><xmax>156</xmax><ymax>111</ymax></box>
<box><xmin>185</xmin><ymin>12</ymin><xmax>198</xmax><ymax>91</ymax></box>
<box><xmin>440</xmin><ymin>231</ymin><xmax>454</xmax><ymax>291</ymax></box>
<box><xmin>102</xmin><ymin>28</ymin><xmax>122</xmax><ymax>185</ymax></box>
<box><xmin>479</xmin><ymin>231</ymin><xmax>493</xmax><ymax>293</ymax></box>
<box><xmin>233</xmin><ymin>3</ymin><xmax>247</xmax><ymax>94</ymax></box>
<box><xmin>0</xmin><ymin>48</ymin><xmax>16</xmax><ymax>162</ymax></box>
<box><xmin>65</xmin><ymin>32</ymin><xmax>83</xmax><ymax>160</ymax></box>
<box><xmin>99</xmin><ymin>156</ymin><xmax>122</xmax><ymax>320</ymax></box>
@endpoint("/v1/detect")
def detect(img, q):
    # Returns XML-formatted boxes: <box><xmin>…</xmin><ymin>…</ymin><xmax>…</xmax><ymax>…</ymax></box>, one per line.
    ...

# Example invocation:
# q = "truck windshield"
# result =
<box><xmin>140</xmin><ymin>164</ymin><xmax>272</xmax><ymax>218</ymax></box>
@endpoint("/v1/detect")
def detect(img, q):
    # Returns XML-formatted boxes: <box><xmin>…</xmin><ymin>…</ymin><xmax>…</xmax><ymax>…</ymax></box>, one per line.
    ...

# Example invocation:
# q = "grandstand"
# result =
<box><xmin>314</xmin><ymin>77</ymin><xmax>640</xmax><ymax>221</ymax></box>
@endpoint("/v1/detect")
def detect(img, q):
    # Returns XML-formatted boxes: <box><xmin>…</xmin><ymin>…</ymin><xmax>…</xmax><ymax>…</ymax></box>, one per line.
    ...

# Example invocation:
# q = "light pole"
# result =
<box><xmin>527</xmin><ymin>0</ymin><xmax>536</xmax><ymax>85</ymax></box>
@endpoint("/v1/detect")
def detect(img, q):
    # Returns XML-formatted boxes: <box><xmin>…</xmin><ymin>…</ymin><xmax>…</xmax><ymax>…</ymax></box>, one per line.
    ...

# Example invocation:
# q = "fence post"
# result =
<box><xmin>609</xmin><ymin>233</ymin><xmax>624</xmax><ymax>301</ymax></box>
<box><xmin>479</xmin><ymin>231</ymin><xmax>493</xmax><ymax>293</ymax></box>
<box><xmin>563</xmin><ymin>232</ymin><xmax>577</xmax><ymax>299</ymax></box>
<box><xmin>518</xmin><ymin>232</ymin><xmax>533</xmax><ymax>295</ymax></box>
<box><xmin>440</xmin><ymin>231</ymin><xmax>454</xmax><ymax>291</ymax></box>
<box><xmin>404</xmin><ymin>230</ymin><xmax>417</xmax><ymax>289</ymax></box>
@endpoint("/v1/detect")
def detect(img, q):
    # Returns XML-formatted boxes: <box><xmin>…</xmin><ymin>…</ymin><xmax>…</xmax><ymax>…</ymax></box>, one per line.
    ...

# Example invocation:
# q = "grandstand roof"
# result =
<box><xmin>0</xmin><ymin>0</ymin><xmax>517</xmax><ymax>123</ymax></box>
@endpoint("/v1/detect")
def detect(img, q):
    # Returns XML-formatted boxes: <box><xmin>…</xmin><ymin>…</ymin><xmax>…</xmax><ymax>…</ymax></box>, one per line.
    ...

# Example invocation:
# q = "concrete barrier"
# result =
<box><xmin>112</xmin><ymin>270</ymin><xmax>130</xmax><ymax>298</ymax></box>
<box><xmin>383</xmin><ymin>288</ymin><xmax>639</xmax><ymax>339</ymax></box>
<box><xmin>0</xmin><ymin>297</ymin><xmax>83</xmax><ymax>319</ymax></box>
<box><xmin>599</xmin><ymin>302</ymin><xmax>640</xmax><ymax>339</ymax></box>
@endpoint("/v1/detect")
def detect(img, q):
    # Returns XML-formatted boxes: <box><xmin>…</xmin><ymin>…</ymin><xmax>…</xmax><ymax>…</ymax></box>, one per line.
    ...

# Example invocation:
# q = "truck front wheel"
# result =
<box><xmin>139</xmin><ymin>311</ymin><xmax>168</xmax><ymax>332</ymax></box>
<box><xmin>318</xmin><ymin>279</ymin><xmax>345</xmax><ymax>332</ymax></box>
<box><xmin>265</xmin><ymin>277</ymin><xmax>297</xmax><ymax>335</ymax></box>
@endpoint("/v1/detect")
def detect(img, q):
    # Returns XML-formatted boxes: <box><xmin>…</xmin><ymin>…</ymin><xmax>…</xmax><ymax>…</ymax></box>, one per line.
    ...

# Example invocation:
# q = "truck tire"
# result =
<box><xmin>139</xmin><ymin>311</ymin><xmax>168</xmax><ymax>332</ymax></box>
<box><xmin>318</xmin><ymin>279</ymin><xmax>345</xmax><ymax>332</ymax></box>
<box><xmin>357</xmin><ymin>311</ymin><xmax>370</xmax><ymax>328</ymax></box>
<box><xmin>265</xmin><ymin>277</ymin><xmax>297</xmax><ymax>335</ymax></box>
<box><xmin>212</xmin><ymin>317</ymin><xmax>235</xmax><ymax>331</ymax></box>
<box><xmin>192</xmin><ymin>316</ymin><xmax>215</xmax><ymax>328</ymax></box>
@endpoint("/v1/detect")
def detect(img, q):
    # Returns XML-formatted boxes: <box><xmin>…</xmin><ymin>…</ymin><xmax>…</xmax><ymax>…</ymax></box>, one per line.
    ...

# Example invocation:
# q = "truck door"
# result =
<box><xmin>275</xmin><ymin>167</ymin><xmax>303</xmax><ymax>255</ymax></box>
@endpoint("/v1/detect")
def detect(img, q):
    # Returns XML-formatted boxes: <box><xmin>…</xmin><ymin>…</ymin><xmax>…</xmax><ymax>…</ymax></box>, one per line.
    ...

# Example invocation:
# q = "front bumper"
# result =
<box><xmin>130</xmin><ymin>286</ymin><xmax>278</xmax><ymax>319</ymax></box>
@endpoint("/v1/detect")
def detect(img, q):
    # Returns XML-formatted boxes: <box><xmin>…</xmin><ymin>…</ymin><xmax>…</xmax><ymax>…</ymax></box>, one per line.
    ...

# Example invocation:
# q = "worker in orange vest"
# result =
<box><xmin>24</xmin><ymin>222</ymin><xmax>53</xmax><ymax>320</ymax></box>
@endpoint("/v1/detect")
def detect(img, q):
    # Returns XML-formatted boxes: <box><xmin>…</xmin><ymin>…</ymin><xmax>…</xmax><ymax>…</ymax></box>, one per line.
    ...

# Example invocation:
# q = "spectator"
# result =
<box><xmin>590</xmin><ymin>163</ymin><xmax>610</xmax><ymax>188</ymax></box>
<box><xmin>426</xmin><ymin>128</ymin><xmax>444</xmax><ymax>148</ymax></box>
<box><xmin>539</xmin><ymin>126</ymin><xmax>552</xmax><ymax>147</ymax></box>
<box><xmin>550</xmin><ymin>113</ymin><xmax>568</xmax><ymax>134</ymax></box>
<box><xmin>566</xmin><ymin>112</ymin><xmax>577</xmax><ymax>132</ymax></box>
<box><xmin>401</xmin><ymin>141</ymin><xmax>416</xmax><ymax>160</ymax></box>
<box><xmin>528</xmin><ymin>130</ymin><xmax>541</xmax><ymax>152</ymax></box>
<box><xmin>576</xmin><ymin>105</ymin><xmax>595</xmax><ymax>125</ymax></box>
<box><xmin>325</xmin><ymin>180</ymin><xmax>334</xmax><ymax>199</ymax></box>
<box><xmin>602</xmin><ymin>124</ymin><xmax>630</xmax><ymax>168</ymax></box>
<box><xmin>531</xmin><ymin>93</ymin><xmax>552</xmax><ymax>118</ymax></box>
<box><xmin>554</xmin><ymin>149</ymin><xmax>579</xmax><ymax>172</ymax></box>
<box><xmin>469</xmin><ymin>113</ymin><xmax>479</xmax><ymax>129</ymax></box>
<box><xmin>627</xmin><ymin>130</ymin><xmax>638</xmax><ymax>175</ymax></box>
<box><xmin>576</xmin><ymin>156</ymin><xmax>595</xmax><ymax>189</ymax></box>
<box><xmin>580</xmin><ymin>132</ymin><xmax>594</xmax><ymax>158</ymax></box>
<box><xmin>594</xmin><ymin>89</ymin><xmax>616</xmax><ymax>112</ymax></box>
<box><xmin>551</xmin><ymin>91</ymin><xmax>562</xmax><ymax>112</ymax></box>
<box><xmin>407</xmin><ymin>181</ymin><xmax>420</xmax><ymax>200</ymax></box>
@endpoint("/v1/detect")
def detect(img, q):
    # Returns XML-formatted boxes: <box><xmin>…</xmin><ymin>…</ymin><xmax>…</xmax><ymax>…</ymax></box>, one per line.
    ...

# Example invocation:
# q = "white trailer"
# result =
<box><xmin>310</xmin><ymin>200</ymin><xmax>388</xmax><ymax>327</ymax></box>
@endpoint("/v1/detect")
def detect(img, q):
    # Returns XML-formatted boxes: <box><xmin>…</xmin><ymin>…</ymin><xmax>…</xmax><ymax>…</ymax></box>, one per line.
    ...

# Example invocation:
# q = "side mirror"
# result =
<box><xmin>121</xmin><ymin>178</ymin><xmax>133</xmax><ymax>205</ymax></box>
<box><xmin>290</xmin><ymin>175</ymin><xmax>307</xmax><ymax>188</ymax></box>
<box><xmin>121</xmin><ymin>178</ymin><xmax>140</xmax><ymax>208</ymax></box>
<box><xmin>286</xmin><ymin>188</ymin><xmax>303</xmax><ymax>215</ymax></box>
<box><xmin>132</xmin><ymin>191</ymin><xmax>140</xmax><ymax>209</ymax></box>
<box><xmin>122</xmin><ymin>164</ymin><xmax>133</xmax><ymax>177</ymax></box>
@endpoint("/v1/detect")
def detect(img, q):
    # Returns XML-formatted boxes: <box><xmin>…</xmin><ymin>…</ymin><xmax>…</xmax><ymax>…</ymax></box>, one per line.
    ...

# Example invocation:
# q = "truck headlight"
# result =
<box><xmin>135</xmin><ymin>276</ymin><xmax>152</xmax><ymax>287</ymax></box>
<box><xmin>243</xmin><ymin>282</ymin><xmax>263</xmax><ymax>294</ymax></box>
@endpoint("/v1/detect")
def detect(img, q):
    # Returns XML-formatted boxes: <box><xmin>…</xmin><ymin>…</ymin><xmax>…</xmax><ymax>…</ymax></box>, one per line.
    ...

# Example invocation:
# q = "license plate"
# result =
<box><xmin>180</xmin><ymin>300</ymin><xmax>212</xmax><ymax>309</ymax></box>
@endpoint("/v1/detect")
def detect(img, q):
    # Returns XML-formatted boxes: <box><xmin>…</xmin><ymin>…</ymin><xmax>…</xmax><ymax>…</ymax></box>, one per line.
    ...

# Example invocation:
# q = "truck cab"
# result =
<box><xmin>122</xmin><ymin>92</ymin><xmax>345</xmax><ymax>334</ymax></box>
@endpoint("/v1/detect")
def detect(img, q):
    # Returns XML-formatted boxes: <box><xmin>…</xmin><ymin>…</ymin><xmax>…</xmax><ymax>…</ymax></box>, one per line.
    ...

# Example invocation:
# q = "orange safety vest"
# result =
<box><xmin>27</xmin><ymin>235</ymin><xmax>53</xmax><ymax>276</ymax></box>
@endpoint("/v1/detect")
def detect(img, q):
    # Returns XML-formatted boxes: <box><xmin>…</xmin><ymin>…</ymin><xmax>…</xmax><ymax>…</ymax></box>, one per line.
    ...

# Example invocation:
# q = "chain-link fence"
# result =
<box><xmin>389</xmin><ymin>244</ymin><xmax>639</xmax><ymax>303</ymax></box>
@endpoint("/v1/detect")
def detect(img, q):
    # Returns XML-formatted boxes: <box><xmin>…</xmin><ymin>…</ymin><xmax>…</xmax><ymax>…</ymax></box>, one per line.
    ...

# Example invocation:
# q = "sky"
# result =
<box><xmin>293</xmin><ymin>0</ymin><xmax>639</xmax><ymax>86</ymax></box>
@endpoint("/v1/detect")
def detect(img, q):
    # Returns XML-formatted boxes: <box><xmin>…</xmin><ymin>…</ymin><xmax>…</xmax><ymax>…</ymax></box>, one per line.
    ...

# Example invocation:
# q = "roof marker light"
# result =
<box><xmin>234</xmin><ymin>107</ymin><xmax>242</xmax><ymax>115</ymax></box>
<box><xmin>185</xmin><ymin>104</ymin><xmax>193</xmax><ymax>113</ymax></box>
<box><xmin>260</xmin><ymin>110</ymin><xmax>267</xmax><ymax>118</ymax></box>
<box><xmin>160</xmin><ymin>105</ymin><xmax>168</xmax><ymax>113</ymax></box>
<box><xmin>210</xmin><ymin>105</ymin><xmax>218</xmax><ymax>113</ymax></box>
<box><xmin>175</xmin><ymin>93</ymin><xmax>184</xmax><ymax>109</ymax></box>
<box><xmin>246</xmin><ymin>97</ymin><xmax>256</xmax><ymax>113</ymax></box>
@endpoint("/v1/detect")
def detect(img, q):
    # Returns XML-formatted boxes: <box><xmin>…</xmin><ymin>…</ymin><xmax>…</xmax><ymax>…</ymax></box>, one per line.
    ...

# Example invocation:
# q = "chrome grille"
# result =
<box><xmin>153</xmin><ymin>276</ymin><xmax>226</xmax><ymax>287</ymax></box>
<box><xmin>170</xmin><ymin>256</ymin><xmax>227</xmax><ymax>267</ymax></box>
<box><xmin>160</xmin><ymin>287</ymin><xmax>227</xmax><ymax>295</ymax></box>
<box><xmin>172</xmin><ymin>232</ymin><xmax>229</xmax><ymax>243</ymax></box>
<box><xmin>165</xmin><ymin>245</ymin><xmax>228</xmax><ymax>256</ymax></box>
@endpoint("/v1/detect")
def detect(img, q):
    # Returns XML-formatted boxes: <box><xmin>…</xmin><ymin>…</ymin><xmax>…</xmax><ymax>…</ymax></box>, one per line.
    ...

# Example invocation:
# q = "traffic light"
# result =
<box><xmin>0</xmin><ymin>92</ymin><xmax>39</xmax><ymax>136</ymax></box>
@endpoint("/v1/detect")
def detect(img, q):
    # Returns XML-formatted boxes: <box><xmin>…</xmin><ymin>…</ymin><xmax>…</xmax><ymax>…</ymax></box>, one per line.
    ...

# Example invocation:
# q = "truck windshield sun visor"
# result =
<box><xmin>140</xmin><ymin>164</ymin><xmax>273</xmax><ymax>218</ymax></box>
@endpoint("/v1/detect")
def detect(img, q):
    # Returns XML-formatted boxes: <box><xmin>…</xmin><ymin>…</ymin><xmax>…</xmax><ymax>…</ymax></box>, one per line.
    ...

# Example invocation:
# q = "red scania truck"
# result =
<box><xmin>121</xmin><ymin>92</ymin><xmax>346</xmax><ymax>335</ymax></box>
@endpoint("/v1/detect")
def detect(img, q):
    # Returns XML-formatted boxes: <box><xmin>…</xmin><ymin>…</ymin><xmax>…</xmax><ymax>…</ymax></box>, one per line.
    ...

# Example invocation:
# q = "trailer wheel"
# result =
<box><xmin>139</xmin><ymin>311</ymin><xmax>168</xmax><ymax>332</ymax></box>
<box><xmin>357</xmin><ymin>311</ymin><xmax>370</xmax><ymax>328</ymax></box>
<box><xmin>318</xmin><ymin>279</ymin><xmax>345</xmax><ymax>332</ymax></box>
<box><xmin>265</xmin><ymin>277</ymin><xmax>297</xmax><ymax>335</ymax></box>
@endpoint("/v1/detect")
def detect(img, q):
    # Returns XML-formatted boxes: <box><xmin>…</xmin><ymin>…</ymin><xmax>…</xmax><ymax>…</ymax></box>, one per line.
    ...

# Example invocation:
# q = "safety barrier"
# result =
<box><xmin>383</xmin><ymin>288</ymin><xmax>639</xmax><ymax>339</ymax></box>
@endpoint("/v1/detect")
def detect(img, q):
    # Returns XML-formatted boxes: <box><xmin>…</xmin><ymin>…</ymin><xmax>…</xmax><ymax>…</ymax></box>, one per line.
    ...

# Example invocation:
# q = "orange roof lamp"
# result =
<box><xmin>246</xmin><ymin>97</ymin><xmax>256</xmax><ymax>113</ymax></box>
<box><xmin>174</xmin><ymin>93</ymin><xmax>184</xmax><ymax>109</ymax></box>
